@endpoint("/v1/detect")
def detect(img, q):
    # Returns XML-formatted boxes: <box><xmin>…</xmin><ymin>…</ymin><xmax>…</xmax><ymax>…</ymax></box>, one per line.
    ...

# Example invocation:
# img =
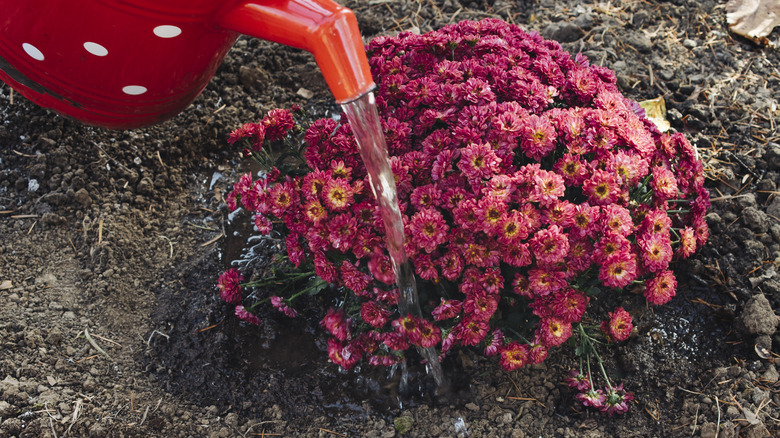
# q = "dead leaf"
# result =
<box><xmin>726</xmin><ymin>0</ymin><xmax>780</xmax><ymax>46</ymax></box>
<box><xmin>638</xmin><ymin>96</ymin><xmax>671</xmax><ymax>132</ymax></box>
<box><xmin>0</xmin><ymin>280</ymin><xmax>11</xmax><ymax>290</ymax></box>
<box><xmin>742</xmin><ymin>406</ymin><xmax>761</xmax><ymax>425</ymax></box>
<box><xmin>296</xmin><ymin>88</ymin><xmax>314</xmax><ymax>99</ymax></box>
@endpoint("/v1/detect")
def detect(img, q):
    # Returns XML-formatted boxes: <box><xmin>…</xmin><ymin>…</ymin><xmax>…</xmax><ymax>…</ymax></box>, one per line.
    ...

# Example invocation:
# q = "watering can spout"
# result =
<box><xmin>220</xmin><ymin>0</ymin><xmax>375</xmax><ymax>103</ymax></box>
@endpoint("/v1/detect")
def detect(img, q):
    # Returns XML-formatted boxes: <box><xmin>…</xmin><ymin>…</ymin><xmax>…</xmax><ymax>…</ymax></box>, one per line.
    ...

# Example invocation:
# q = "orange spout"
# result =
<box><xmin>219</xmin><ymin>0</ymin><xmax>375</xmax><ymax>103</ymax></box>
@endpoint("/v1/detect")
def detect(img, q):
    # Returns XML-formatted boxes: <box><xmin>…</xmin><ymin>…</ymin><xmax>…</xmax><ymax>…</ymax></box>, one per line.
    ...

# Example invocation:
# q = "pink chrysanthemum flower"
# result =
<box><xmin>321</xmin><ymin>308</ymin><xmax>351</xmax><ymax>342</ymax></box>
<box><xmin>529</xmin><ymin>224</ymin><xmax>569</xmax><ymax>266</ymax></box>
<box><xmin>601</xmin><ymin>307</ymin><xmax>633</xmax><ymax>342</ymax></box>
<box><xmin>476</xmin><ymin>195</ymin><xmax>508</xmax><ymax>235</ymax></box>
<box><xmin>498</xmin><ymin>211</ymin><xmax>530</xmax><ymax>244</ymax></box>
<box><xmin>607</xmin><ymin>150</ymin><xmax>647</xmax><ymax>186</ymax></box>
<box><xmin>340</xmin><ymin>261</ymin><xmax>371</xmax><ymax>295</ymax></box>
<box><xmin>598</xmin><ymin>253</ymin><xmax>637</xmax><ymax>288</ymax></box>
<box><xmin>537</xmin><ymin>317</ymin><xmax>573</xmax><ymax>347</ymax></box>
<box><xmin>368</xmin><ymin>251</ymin><xmax>396</xmax><ymax>285</ymax></box>
<box><xmin>303</xmin><ymin>199</ymin><xmax>327</xmax><ymax>225</ymax></box>
<box><xmin>486</xmin><ymin>174</ymin><xmax>515</xmax><ymax>201</ymax></box>
<box><xmin>456</xmin><ymin>318</ymin><xmax>490</xmax><ymax>346</ymax></box>
<box><xmin>528</xmin><ymin>268</ymin><xmax>567</xmax><ymax>296</ymax></box>
<box><xmin>484</xmin><ymin>329</ymin><xmax>504</xmax><ymax>357</ymax></box>
<box><xmin>570</xmin><ymin>204</ymin><xmax>598</xmax><ymax>238</ymax></box>
<box><xmin>301</xmin><ymin>169</ymin><xmax>329</xmax><ymax>201</ymax></box>
<box><xmin>227</xmin><ymin>122</ymin><xmax>256</xmax><ymax>145</ymax></box>
<box><xmin>410</xmin><ymin>208</ymin><xmax>450</xmax><ymax>253</ymax></box>
<box><xmin>270</xmin><ymin>296</ymin><xmax>299</xmax><ymax>318</ymax></box>
<box><xmin>327</xmin><ymin>338</ymin><xmax>361</xmax><ymax>370</ymax></box>
<box><xmin>392</xmin><ymin>315</ymin><xmax>424</xmax><ymax>345</ymax></box>
<box><xmin>583</xmin><ymin>169</ymin><xmax>622</xmax><ymax>206</ymax></box>
<box><xmin>512</xmin><ymin>274</ymin><xmax>534</xmax><ymax>299</ymax></box>
<box><xmin>234</xmin><ymin>305</ymin><xmax>261</xmax><ymax>325</ymax></box>
<box><xmin>641</xmin><ymin>208</ymin><xmax>673</xmax><ymax>236</ymax></box>
<box><xmin>601</xmin><ymin>384</ymin><xmax>634</xmax><ymax>416</ymax></box>
<box><xmin>531</xmin><ymin>170</ymin><xmax>565</xmax><ymax>205</ymax></box>
<box><xmin>322</xmin><ymin>177</ymin><xmax>354</xmax><ymax>211</ymax></box>
<box><xmin>416</xmin><ymin>319</ymin><xmax>442</xmax><ymax>348</ymax></box>
<box><xmin>225</xmin><ymin>190</ymin><xmax>239</xmax><ymax>211</ymax></box>
<box><xmin>432</xmin><ymin>299</ymin><xmax>462</xmax><ymax>321</ymax></box>
<box><xmin>518</xmin><ymin>114</ymin><xmax>557</xmax><ymax>161</ymax></box>
<box><xmin>527</xmin><ymin>339</ymin><xmax>549</xmax><ymax>364</ymax></box>
<box><xmin>567</xmin><ymin>237</ymin><xmax>594</xmax><ymax>273</ymax></box>
<box><xmin>502</xmin><ymin>242</ymin><xmax>533</xmax><ymax>268</ymax></box>
<box><xmin>544</xmin><ymin>200</ymin><xmax>575</xmax><ymax>228</ymax></box>
<box><xmin>638</xmin><ymin>232</ymin><xmax>673</xmax><ymax>273</ymax></box>
<box><xmin>381</xmin><ymin>331</ymin><xmax>410</xmax><ymax>351</ymax></box>
<box><xmin>551</xmin><ymin>288</ymin><xmax>589</xmax><ymax>323</ymax></box>
<box><xmin>328</xmin><ymin>213</ymin><xmax>358</xmax><ymax>252</ymax></box>
<box><xmin>452</xmin><ymin>198</ymin><xmax>481</xmax><ymax>228</ymax></box>
<box><xmin>254</xmin><ymin>214</ymin><xmax>273</xmax><ymax>235</ymax></box>
<box><xmin>262</xmin><ymin>108</ymin><xmax>295</xmax><ymax>141</ymax></box>
<box><xmin>601</xmin><ymin>204</ymin><xmax>634</xmax><ymax>236</ymax></box>
<box><xmin>361</xmin><ymin>301</ymin><xmax>392</xmax><ymax>328</ymax></box>
<box><xmin>644</xmin><ymin>270</ymin><xmax>677</xmax><ymax>305</ymax></box>
<box><xmin>650</xmin><ymin>165</ymin><xmax>679</xmax><ymax>201</ymax></box>
<box><xmin>413</xmin><ymin>253</ymin><xmax>439</xmax><ymax>281</ymax></box>
<box><xmin>554</xmin><ymin>153</ymin><xmax>589</xmax><ymax>185</ymax></box>
<box><xmin>565</xmin><ymin>369</ymin><xmax>591</xmax><ymax>392</ymax></box>
<box><xmin>410</xmin><ymin>184</ymin><xmax>442</xmax><ymax>210</ymax></box>
<box><xmin>693</xmin><ymin>215</ymin><xmax>710</xmax><ymax>247</ymax></box>
<box><xmin>330</xmin><ymin>160</ymin><xmax>352</xmax><ymax>179</ymax></box>
<box><xmin>437</xmin><ymin>252</ymin><xmax>464</xmax><ymax>281</ymax></box>
<box><xmin>217</xmin><ymin>268</ymin><xmax>243</xmax><ymax>304</ymax></box>
<box><xmin>431</xmin><ymin>149</ymin><xmax>459</xmax><ymax>181</ymax></box>
<box><xmin>499</xmin><ymin>341</ymin><xmax>530</xmax><ymax>371</ymax></box>
<box><xmin>481</xmin><ymin>267</ymin><xmax>504</xmax><ymax>294</ymax></box>
<box><xmin>459</xmin><ymin>142</ymin><xmax>502</xmax><ymax>181</ymax></box>
<box><xmin>463</xmin><ymin>292</ymin><xmax>499</xmax><ymax>322</ymax></box>
<box><xmin>313</xmin><ymin>251</ymin><xmax>338</xmax><ymax>284</ymax></box>
<box><xmin>593</xmin><ymin>233</ymin><xmax>631</xmax><ymax>264</ymax></box>
<box><xmin>677</xmin><ymin>226</ymin><xmax>697</xmax><ymax>259</ymax></box>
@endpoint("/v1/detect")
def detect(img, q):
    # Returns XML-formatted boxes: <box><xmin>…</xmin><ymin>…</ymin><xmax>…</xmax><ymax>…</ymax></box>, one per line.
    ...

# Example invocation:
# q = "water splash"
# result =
<box><xmin>342</xmin><ymin>92</ymin><xmax>446</xmax><ymax>388</ymax></box>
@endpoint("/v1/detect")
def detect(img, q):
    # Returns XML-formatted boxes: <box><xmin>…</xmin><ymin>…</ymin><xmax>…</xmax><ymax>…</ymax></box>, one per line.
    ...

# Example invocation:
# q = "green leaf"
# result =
<box><xmin>586</xmin><ymin>286</ymin><xmax>602</xmax><ymax>297</ymax></box>
<box><xmin>303</xmin><ymin>277</ymin><xmax>329</xmax><ymax>296</ymax></box>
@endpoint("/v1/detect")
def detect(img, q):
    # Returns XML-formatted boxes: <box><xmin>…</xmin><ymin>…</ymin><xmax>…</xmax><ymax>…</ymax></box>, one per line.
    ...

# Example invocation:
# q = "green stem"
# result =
<box><xmin>586</xmin><ymin>354</ymin><xmax>595</xmax><ymax>391</ymax></box>
<box><xmin>592</xmin><ymin>347</ymin><xmax>613</xmax><ymax>391</ymax></box>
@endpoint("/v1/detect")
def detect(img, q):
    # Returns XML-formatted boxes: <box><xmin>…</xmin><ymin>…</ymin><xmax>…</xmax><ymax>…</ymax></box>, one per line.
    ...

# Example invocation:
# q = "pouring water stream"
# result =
<box><xmin>341</xmin><ymin>92</ymin><xmax>446</xmax><ymax>389</ymax></box>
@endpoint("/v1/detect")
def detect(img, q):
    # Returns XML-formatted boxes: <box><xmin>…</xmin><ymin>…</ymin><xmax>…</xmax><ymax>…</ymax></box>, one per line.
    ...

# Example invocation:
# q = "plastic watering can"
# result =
<box><xmin>0</xmin><ymin>0</ymin><xmax>374</xmax><ymax>129</ymax></box>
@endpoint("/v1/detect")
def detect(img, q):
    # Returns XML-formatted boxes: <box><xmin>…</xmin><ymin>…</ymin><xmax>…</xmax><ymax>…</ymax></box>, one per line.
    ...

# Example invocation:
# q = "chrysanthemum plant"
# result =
<box><xmin>218</xmin><ymin>19</ymin><xmax>710</xmax><ymax>415</ymax></box>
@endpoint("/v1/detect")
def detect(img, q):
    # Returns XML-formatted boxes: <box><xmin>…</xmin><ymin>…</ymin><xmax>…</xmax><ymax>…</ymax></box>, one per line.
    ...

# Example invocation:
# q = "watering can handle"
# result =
<box><xmin>219</xmin><ymin>0</ymin><xmax>375</xmax><ymax>103</ymax></box>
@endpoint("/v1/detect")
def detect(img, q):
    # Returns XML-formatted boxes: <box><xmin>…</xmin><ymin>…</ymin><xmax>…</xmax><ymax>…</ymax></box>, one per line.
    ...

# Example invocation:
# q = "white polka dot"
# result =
<box><xmin>22</xmin><ymin>43</ymin><xmax>44</xmax><ymax>61</ymax></box>
<box><xmin>122</xmin><ymin>85</ymin><xmax>147</xmax><ymax>95</ymax></box>
<box><xmin>153</xmin><ymin>25</ymin><xmax>182</xmax><ymax>38</ymax></box>
<box><xmin>83</xmin><ymin>42</ymin><xmax>108</xmax><ymax>56</ymax></box>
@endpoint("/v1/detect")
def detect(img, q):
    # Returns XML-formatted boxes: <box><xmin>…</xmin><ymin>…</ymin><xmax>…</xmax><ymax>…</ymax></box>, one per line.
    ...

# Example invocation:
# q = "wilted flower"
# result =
<box><xmin>565</xmin><ymin>369</ymin><xmax>591</xmax><ymax>392</ymax></box>
<box><xmin>601</xmin><ymin>383</ymin><xmax>634</xmax><ymax>416</ymax></box>
<box><xmin>235</xmin><ymin>305</ymin><xmax>261</xmax><ymax>325</ymax></box>
<box><xmin>601</xmin><ymin>307</ymin><xmax>633</xmax><ymax>342</ymax></box>
<box><xmin>270</xmin><ymin>296</ymin><xmax>299</xmax><ymax>318</ymax></box>
<box><xmin>217</xmin><ymin>268</ymin><xmax>243</xmax><ymax>304</ymax></box>
<box><xmin>577</xmin><ymin>389</ymin><xmax>606</xmax><ymax>409</ymax></box>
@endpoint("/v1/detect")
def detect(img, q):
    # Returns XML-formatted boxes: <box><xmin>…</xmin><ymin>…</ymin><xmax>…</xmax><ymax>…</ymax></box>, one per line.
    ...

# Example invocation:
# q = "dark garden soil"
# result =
<box><xmin>2</xmin><ymin>0</ymin><xmax>780</xmax><ymax>436</ymax></box>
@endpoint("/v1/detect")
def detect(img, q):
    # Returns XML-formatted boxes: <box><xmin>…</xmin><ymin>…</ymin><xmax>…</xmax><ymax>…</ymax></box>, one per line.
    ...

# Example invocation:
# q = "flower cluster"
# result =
<box><xmin>218</xmin><ymin>18</ymin><xmax>709</xmax><ymax>410</ymax></box>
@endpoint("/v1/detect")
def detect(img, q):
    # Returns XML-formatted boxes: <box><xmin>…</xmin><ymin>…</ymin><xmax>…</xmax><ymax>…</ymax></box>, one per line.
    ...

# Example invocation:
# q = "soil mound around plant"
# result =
<box><xmin>1</xmin><ymin>0</ymin><xmax>779</xmax><ymax>436</ymax></box>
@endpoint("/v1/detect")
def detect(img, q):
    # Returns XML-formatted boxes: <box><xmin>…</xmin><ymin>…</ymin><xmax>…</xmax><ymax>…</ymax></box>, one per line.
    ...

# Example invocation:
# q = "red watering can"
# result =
<box><xmin>0</xmin><ymin>0</ymin><xmax>374</xmax><ymax>129</ymax></box>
